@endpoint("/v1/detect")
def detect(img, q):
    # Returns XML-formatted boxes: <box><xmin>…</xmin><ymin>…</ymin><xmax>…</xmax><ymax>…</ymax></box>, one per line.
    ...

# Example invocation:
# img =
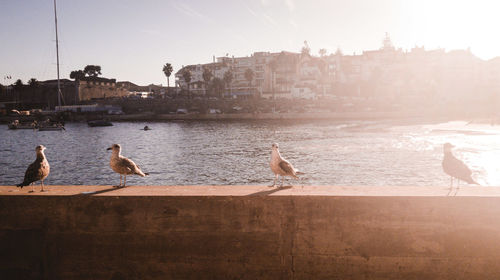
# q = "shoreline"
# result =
<box><xmin>0</xmin><ymin>110</ymin><xmax>492</xmax><ymax>123</ymax></box>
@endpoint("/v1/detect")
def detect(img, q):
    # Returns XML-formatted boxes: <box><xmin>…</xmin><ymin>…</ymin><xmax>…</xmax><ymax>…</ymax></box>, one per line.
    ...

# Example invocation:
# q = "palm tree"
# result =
<box><xmin>162</xmin><ymin>63</ymin><xmax>173</xmax><ymax>95</ymax></box>
<box><xmin>301</xmin><ymin>40</ymin><xmax>311</xmax><ymax>56</ymax></box>
<box><xmin>319</xmin><ymin>48</ymin><xmax>327</xmax><ymax>57</ymax></box>
<box><xmin>13</xmin><ymin>79</ymin><xmax>23</xmax><ymax>106</ymax></box>
<box><xmin>269</xmin><ymin>59</ymin><xmax>278</xmax><ymax>102</ymax></box>
<box><xmin>182</xmin><ymin>69</ymin><xmax>192</xmax><ymax>97</ymax></box>
<box><xmin>244</xmin><ymin>68</ymin><xmax>255</xmax><ymax>97</ymax></box>
<box><xmin>202</xmin><ymin>67</ymin><xmax>213</xmax><ymax>96</ymax></box>
<box><xmin>223</xmin><ymin>70</ymin><xmax>233</xmax><ymax>98</ymax></box>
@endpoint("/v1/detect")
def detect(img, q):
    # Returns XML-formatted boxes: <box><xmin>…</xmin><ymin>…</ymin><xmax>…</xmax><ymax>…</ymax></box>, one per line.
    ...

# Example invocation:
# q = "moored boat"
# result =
<box><xmin>7</xmin><ymin>120</ymin><xmax>37</xmax><ymax>130</ymax></box>
<box><xmin>88</xmin><ymin>120</ymin><xmax>113</xmax><ymax>127</ymax></box>
<box><xmin>38</xmin><ymin>123</ymin><xmax>65</xmax><ymax>131</ymax></box>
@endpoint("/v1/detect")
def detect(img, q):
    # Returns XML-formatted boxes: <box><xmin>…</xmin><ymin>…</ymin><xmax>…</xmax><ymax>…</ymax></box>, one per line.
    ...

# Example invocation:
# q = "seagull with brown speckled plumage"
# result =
<box><xmin>107</xmin><ymin>144</ymin><xmax>148</xmax><ymax>187</ymax></box>
<box><xmin>17</xmin><ymin>145</ymin><xmax>50</xmax><ymax>192</ymax></box>
<box><xmin>269</xmin><ymin>143</ymin><xmax>303</xmax><ymax>187</ymax></box>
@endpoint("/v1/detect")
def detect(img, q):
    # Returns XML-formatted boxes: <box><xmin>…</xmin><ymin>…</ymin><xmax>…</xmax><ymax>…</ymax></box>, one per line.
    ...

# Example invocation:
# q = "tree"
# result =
<box><xmin>335</xmin><ymin>47</ymin><xmax>343</xmax><ymax>56</ymax></box>
<box><xmin>301</xmin><ymin>40</ymin><xmax>311</xmax><ymax>56</ymax></box>
<box><xmin>70</xmin><ymin>70</ymin><xmax>85</xmax><ymax>80</ymax></box>
<box><xmin>182</xmin><ymin>69</ymin><xmax>192</xmax><ymax>95</ymax></box>
<box><xmin>202</xmin><ymin>67</ymin><xmax>213</xmax><ymax>96</ymax></box>
<box><xmin>211</xmin><ymin>77</ymin><xmax>225</xmax><ymax>98</ymax></box>
<box><xmin>319</xmin><ymin>48</ymin><xmax>327</xmax><ymax>57</ymax></box>
<box><xmin>13</xmin><ymin>79</ymin><xmax>24</xmax><ymax>92</ymax></box>
<box><xmin>162</xmin><ymin>63</ymin><xmax>173</xmax><ymax>89</ymax></box>
<box><xmin>28</xmin><ymin>78</ymin><xmax>39</xmax><ymax>87</ymax></box>
<box><xmin>83</xmin><ymin>65</ymin><xmax>102</xmax><ymax>77</ymax></box>
<box><xmin>223</xmin><ymin>70</ymin><xmax>233</xmax><ymax>98</ymax></box>
<box><xmin>244</xmin><ymin>68</ymin><xmax>255</xmax><ymax>97</ymax></box>
<box><xmin>269</xmin><ymin>59</ymin><xmax>278</xmax><ymax>101</ymax></box>
<box><xmin>244</xmin><ymin>68</ymin><xmax>254</xmax><ymax>86</ymax></box>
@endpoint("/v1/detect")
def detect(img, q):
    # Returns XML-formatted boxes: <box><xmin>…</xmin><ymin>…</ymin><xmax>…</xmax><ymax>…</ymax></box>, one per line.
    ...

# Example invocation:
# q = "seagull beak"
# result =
<box><xmin>107</xmin><ymin>147</ymin><xmax>112</xmax><ymax>151</ymax></box>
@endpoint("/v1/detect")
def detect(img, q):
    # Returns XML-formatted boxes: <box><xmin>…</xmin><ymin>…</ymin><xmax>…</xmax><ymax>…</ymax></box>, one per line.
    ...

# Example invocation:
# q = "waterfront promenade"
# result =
<box><xmin>2</xmin><ymin>185</ymin><xmax>500</xmax><ymax>279</ymax></box>
<box><xmin>0</xmin><ymin>109</ymin><xmax>471</xmax><ymax>123</ymax></box>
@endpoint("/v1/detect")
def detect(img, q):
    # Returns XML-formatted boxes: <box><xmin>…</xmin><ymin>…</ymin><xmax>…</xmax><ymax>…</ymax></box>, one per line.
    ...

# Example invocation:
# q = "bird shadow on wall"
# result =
<box><xmin>246</xmin><ymin>185</ymin><xmax>292</xmax><ymax>196</ymax></box>
<box><xmin>72</xmin><ymin>187</ymin><xmax>122</xmax><ymax>196</ymax></box>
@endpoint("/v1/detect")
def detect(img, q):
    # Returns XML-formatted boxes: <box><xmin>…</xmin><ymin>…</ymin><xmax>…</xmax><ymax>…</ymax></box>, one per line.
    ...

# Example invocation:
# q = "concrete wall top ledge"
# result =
<box><xmin>1</xmin><ymin>185</ymin><xmax>499</xmax><ymax>197</ymax></box>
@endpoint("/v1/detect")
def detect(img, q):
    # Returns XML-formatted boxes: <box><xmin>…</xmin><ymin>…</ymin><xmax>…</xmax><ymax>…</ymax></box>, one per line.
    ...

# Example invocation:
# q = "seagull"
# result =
<box><xmin>442</xmin><ymin>143</ymin><xmax>478</xmax><ymax>194</ymax></box>
<box><xmin>107</xmin><ymin>144</ymin><xmax>148</xmax><ymax>187</ymax></box>
<box><xmin>17</xmin><ymin>145</ymin><xmax>50</xmax><ymax>192</ymax></box>
<box><xmin>269</xmin><ymin>143</ymin><xmax>303</xmax><ymax>187</ymax></box>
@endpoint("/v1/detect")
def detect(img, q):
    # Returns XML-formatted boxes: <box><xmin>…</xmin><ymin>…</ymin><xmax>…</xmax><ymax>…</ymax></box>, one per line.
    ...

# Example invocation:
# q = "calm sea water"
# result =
<box><xmin>1</xmin><ymin>119</ymin><xmax>500</xmax><ymax>186</ymax></box>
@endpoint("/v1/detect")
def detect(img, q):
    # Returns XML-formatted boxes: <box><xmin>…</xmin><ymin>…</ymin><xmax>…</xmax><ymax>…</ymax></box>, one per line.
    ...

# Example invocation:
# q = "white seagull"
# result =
<box><xmin>269</xmin><ymin>143</ymin><xmax>303</xmax><ymax>187</ymax></box>
<box><xmin>17</xmin><ymin>145</ymin><xmax>50</xmax><ymax>192</ymax></box>
<box><xmin>442</xmin><ymin>143</ymin><xmax>478</xmax><ymax>194</ymax></box>
<box><xmin>107</xmin><ymin>144</ymin><xmax>148</xmax><ymax>187</ymax></box>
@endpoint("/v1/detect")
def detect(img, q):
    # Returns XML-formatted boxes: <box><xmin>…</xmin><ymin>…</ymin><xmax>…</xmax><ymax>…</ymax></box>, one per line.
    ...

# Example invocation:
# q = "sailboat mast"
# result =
<box><xmin>53</xmin><ymin>0</ymin><xmax>61</xmax><ymax>107</ymax></box>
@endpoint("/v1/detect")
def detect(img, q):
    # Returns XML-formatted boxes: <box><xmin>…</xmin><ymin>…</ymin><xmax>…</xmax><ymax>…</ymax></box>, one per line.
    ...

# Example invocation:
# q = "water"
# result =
<box><xmin>1</xmin><ymin>120</ymin><xmax>500</xmax><ymax>186</ymax></box>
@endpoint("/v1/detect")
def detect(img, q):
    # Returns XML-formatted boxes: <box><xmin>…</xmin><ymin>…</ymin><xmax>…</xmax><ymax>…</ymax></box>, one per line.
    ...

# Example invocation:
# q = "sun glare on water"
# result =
<box><xmin>421</xmin><ymin>121</ymin><xmax>500</xmax><ymax>186</ymax></box>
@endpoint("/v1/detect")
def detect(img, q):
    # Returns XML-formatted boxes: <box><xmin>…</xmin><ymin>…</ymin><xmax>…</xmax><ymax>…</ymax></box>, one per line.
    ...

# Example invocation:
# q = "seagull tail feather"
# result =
<box><xmin>135</xmin><ymin>169</ymin><xmax>148</xmax><ymax>177</ymax></box>
<box><xmin>16</xmin><ymin>182</ymin><xmax>28</xmax><ymax>188</ymax></box>
<box><xmin>466</xmin><ymin>177</ymin><xmax>480</xmax><ymax>185</ymax></box>
<box><xmin>296</xmin><ymin>171</ymin><xmax>305</xmax><ymax>175</ymax></box>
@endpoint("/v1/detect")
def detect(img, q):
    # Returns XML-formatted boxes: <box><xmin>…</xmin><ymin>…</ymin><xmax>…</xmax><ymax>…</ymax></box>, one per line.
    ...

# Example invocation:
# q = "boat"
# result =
<box><xmin>7</xmin><ymin>120</ymin><xmax>37</xmax><ymax>130</ymax></box>
<box><xmin>88</xmin><ymin>120</ymin><xmax>113</xmax><ymax>127</ymax></box>
<box><xmin>38</xmin><ymin>122</ymin><xmax>65</xmax><ymax>131</ymax></box>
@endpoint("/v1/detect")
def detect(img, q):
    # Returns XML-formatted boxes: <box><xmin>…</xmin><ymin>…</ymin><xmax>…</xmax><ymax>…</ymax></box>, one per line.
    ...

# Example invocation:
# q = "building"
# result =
<box><xmin>76</xmin><ymin>77</ymin><xmax>129</xmax><ymax>101</ymax></box>
<box><xmin>172</xmin><ymin>33</ymin><xmax>497</xmax><ymax>114</ymax></box>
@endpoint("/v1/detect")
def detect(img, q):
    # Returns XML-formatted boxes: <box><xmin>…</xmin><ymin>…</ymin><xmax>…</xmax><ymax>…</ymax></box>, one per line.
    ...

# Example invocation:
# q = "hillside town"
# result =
<box><xmin>2</xmin><ymin>34</ymin><xmax>500</xmax><ymax>118</ymax></box>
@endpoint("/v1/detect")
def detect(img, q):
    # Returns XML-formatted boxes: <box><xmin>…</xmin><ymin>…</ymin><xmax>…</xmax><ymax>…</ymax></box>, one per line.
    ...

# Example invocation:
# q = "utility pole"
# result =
<box><xmin>54</xmin><ymin>0</ymin><xmax>62</xmax><ymax>108</ymax></box>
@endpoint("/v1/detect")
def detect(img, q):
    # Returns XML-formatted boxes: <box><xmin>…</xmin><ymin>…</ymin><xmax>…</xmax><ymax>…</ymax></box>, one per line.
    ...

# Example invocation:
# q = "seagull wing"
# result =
<box><xmin>443</xmin><ymin>154</ymin><xmax>475</xmax><ymax>183</ymax></box>
<box><xmin>120</xmin><ymin>156</ymin><xmax>146</xmax><ymax>176</ymax></box>
<box><xmin>22</xmin><ymin>160</ymin><xmax>41</xmax><ymax>185</ymax></box>
<box><xmin>279</xmin><ymin>160</ymin><xmax>298</xmax><ymax>178</ymax></box>
<box><xmin>20</xmin><ymin>158</ymin><xmax>49</xmax><ymax>186</ymax></box>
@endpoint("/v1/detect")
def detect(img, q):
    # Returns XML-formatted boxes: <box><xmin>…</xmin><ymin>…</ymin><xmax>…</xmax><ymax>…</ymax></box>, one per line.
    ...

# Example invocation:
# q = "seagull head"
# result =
<box><xmin>35</xmin><ymin>145</ymin><xmax>46</xmax><ymax>152</ymax></box>
<box><xmin>443</xmin><ymin>143</ymin><xmax>454</xmax><ymax>153</ymax></box>
<box><xmin>107</xmin><ymin>144</ymin><xmax>121</xmax><ymax>152</ymax></box>
<box><xmin>271</xmin><ymin>143</ymin><xmax>279</xmax><ymax>150</ymax></box>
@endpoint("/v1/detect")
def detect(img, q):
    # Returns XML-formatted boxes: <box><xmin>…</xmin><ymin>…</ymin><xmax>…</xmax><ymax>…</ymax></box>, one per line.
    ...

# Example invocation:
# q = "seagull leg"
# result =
<box><xmin>115</xmin><ymin>175</ymin><xmax>121</xmax><ymax>188</ymax></box>
<box><xmin>269</xmin><ymin>174</ymin><xmax>278</xmax><ymax>187</ymax></box>
<box><xmin>447</xmin><ymin>177</ymin><xmax>453</xmax><ymax>196</ymax></box>
<box><xmin>123</xmin><ymin>175</ymin><xmax>126</xmax><ymax>187</ymax></box>
<box><xmin>40</xmin><ymin>180</ymin><xmax>45</xmax><ymax>192</ymax></box>
<box><xmin>29</xmin><ymin>183</ymin><xmax>34</xmax><ymax>193</ymax></box>
<box><xmin>280</xmin><ymin>176</ymin><xmax>285</xmax><ymax>187</ymax></box>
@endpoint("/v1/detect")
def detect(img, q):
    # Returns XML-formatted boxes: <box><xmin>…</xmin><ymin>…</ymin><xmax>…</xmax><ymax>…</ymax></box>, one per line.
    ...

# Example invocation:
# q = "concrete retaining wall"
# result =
<box><xmin>2</xmin><ymin>186</ymin><xmax>500</xmax><ymax>279</ymax></box>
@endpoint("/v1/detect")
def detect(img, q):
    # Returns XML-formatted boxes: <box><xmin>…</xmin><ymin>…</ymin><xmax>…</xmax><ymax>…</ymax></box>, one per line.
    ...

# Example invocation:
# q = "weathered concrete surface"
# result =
<box><xmin>2</xmin><ymin>185</ymin><xmax>500</xmax><ymax>279</ymax></box>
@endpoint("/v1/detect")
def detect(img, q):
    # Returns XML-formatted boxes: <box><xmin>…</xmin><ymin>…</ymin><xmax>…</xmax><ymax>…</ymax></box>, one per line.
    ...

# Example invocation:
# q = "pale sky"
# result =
<box><xmin>1</xmin><ymin>0</ymin><xmax>500</xmax><ymax>86</ymax></box>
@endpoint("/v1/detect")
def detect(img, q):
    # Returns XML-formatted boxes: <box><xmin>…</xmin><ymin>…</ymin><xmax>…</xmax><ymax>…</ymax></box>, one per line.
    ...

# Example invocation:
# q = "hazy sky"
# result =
<box><xmin>1</xmin><ymin>0</ymin><xmax>499</xmax><ymax>86</ymax></box>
